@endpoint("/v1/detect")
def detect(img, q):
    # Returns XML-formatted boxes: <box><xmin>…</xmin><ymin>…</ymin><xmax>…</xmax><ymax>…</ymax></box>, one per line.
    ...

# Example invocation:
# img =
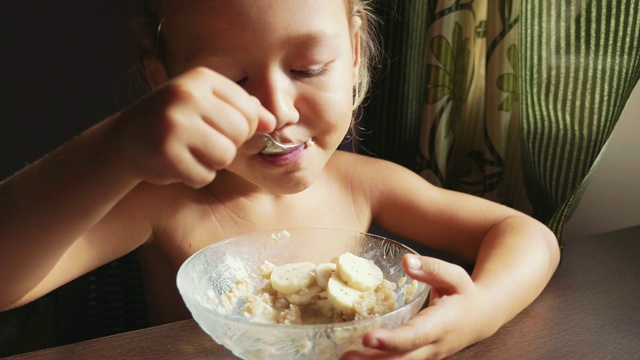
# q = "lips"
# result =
<box><xmin>259</xmin><ymin>143</ymin><xmax>307</xmax><ymax>165</ymax></box>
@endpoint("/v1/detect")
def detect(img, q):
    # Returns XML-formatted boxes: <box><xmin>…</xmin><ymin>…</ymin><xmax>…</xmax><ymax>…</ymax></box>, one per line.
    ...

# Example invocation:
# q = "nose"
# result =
<box><xmin>248</xmin><ymin>69</ymin><xmax>299</xmax><ymax>129</ymax></box>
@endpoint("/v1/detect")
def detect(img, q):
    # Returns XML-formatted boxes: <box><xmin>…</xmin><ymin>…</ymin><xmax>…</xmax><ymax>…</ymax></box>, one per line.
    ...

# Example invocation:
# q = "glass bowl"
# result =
<box><xmin>176</xmin><ymin>228</ymin><xmax>430</xmax><ymax>360</ymax></box>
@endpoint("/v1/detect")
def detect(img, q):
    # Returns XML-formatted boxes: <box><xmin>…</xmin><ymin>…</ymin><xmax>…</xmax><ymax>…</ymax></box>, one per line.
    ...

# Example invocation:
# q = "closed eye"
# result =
<box><xmin>292</xmin><ymin>65</ymin><xmax>329</xmax><ymax>78</ymax></box>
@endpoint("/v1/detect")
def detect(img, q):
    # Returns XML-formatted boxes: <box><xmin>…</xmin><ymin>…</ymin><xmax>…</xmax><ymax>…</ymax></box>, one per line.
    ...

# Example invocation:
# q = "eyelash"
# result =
<box><xmin>235</xmin><ymin>65</ymin><xmax>329</xmax><ymax>85</ymax></box>
<box><xmin>292</xmin><ymin>65</ymin><xmax>329</xmax><ymax>78</ymax></box>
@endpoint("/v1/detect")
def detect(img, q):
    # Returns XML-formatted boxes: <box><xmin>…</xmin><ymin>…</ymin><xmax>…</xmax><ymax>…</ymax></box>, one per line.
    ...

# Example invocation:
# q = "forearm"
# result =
<box><xmin>0</xmin><ymin>116</ymin><xmax>139</xmax><ymax>310</ymax></box>
<box><xmin>471</xmin><ymin>214</ymin><xmax>560</xmax><ymax>332</ymax></box>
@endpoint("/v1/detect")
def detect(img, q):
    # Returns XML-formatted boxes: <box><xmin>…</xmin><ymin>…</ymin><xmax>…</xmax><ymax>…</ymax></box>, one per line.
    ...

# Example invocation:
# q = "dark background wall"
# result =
<box><xmin>1</xmin><ymin>2</ymin><xmax>145</xmax><ymax>180</ymax></box>
<box><xmin>0</xmin><ymin>2</ymin><xmax>146</xmax><ymax>355</ymax></box>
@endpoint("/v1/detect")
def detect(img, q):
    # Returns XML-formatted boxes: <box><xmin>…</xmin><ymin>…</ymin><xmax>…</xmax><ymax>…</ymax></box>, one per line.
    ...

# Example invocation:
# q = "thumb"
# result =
<box><xmin>403</xmin><ymin>254</ymin><xmax>472</xmax><ymax>295</ymax></box>
<box><xmin>256</xmin><ymin>106</ymin><xmax>276</xmax><ymax>134</ymax></box>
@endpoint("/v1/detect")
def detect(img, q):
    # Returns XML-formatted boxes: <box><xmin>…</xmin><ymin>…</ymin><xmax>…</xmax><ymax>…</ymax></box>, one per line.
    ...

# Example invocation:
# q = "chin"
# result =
<box><xmin>231</xmin><ymin>155</ymin><xmax>326</xmax><ymax>195</ymax></box>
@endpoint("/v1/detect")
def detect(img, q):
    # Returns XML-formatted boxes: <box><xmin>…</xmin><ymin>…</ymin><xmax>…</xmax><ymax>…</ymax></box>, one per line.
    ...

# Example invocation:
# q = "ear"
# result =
<box><xmin>143</xmin><ymin>55</ymin><xmax>169</xmax><ymax>89</ymax></box>
<box><xmin>350</xmin><ymin>16</ymin><xmax>362</xmax><ymax>82</ymax></box>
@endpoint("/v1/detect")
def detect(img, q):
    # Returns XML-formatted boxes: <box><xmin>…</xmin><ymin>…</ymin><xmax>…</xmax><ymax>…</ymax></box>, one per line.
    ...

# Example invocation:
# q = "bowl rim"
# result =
<box><xmin>176</xmin><ymin>227</ymin><xmax>430</xmax><ymax>330</ymax></box>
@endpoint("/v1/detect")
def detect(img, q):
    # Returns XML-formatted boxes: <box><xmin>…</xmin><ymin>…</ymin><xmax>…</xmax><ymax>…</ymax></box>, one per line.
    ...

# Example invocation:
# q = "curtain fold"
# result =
<box><xmin>520</xmin><ymin>0</ymin><xmax>640</xmax><ymax>239</ymax></box>
<box><xmin>359</xmin><ymin>0</ymin><xmax>432</xmax><ymax>170</ymax></box>
<box><xmin>361</xmin><ymin>0</ymin><xmax>640</xmax><ymax>246</ymax></box>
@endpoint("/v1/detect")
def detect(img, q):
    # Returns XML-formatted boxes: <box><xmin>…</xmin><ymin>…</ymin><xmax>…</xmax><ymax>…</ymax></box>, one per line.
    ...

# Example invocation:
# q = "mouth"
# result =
<box><xmin>260</xmin><ymin>135</ymin><xmax>314</xmax><ymax>156</ymax></box>
<box><xmin>258</xmin><ymin>138</ymin><xmax>315</xmax><ymax>166</ymax></box>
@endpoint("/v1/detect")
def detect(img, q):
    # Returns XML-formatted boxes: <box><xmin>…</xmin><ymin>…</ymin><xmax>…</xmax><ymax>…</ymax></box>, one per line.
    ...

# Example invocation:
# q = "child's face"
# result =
<box><xmin>157</xmin><ymin>0</ymin><xmax>359</xmax><ymax>194</ymax></box>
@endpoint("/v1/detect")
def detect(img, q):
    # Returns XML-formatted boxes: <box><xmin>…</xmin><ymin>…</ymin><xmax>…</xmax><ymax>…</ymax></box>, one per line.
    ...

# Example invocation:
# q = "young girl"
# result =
<box><xmin>0</xmin><ymin>0</ymin><xmax>560</xmax><ymax>359</ymax></box>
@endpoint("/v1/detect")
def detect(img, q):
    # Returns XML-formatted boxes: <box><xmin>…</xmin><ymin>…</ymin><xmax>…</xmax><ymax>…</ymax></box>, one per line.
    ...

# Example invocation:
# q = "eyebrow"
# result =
<box><xmin>285</xmin><ymin>31</ymin><xmax>341</xmax><ymax>45</ymax></box>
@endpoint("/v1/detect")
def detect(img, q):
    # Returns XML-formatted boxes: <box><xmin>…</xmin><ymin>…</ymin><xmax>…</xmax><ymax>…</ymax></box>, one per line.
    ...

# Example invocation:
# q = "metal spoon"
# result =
<box><xmin>261</xmin><ymin>134</ymin><xmax>307</xmax><ymax>155</ymax></box>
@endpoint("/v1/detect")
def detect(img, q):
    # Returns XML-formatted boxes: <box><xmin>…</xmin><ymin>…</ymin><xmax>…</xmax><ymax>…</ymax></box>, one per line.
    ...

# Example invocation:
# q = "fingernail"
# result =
<box><xmin>366</xmin><ymin>337</ymin><xmax>381</xmax><ymax>349</ymax></box>
<box><xmin>407</xmin><ymin>255</ymin><xmax>422</xmax><ymax>271</ymax></box>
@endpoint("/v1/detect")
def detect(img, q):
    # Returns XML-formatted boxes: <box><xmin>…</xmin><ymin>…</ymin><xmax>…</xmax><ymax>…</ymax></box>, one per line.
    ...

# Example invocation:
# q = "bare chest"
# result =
<box><xmin>152</xmin><ymin>189</ymin><xmax>369</xmax><ymax>269</ymax></box>
<box><xmin>137</xmin><ymin>180</ymin><xmax>370</xmax><ymax>323</ymax></box>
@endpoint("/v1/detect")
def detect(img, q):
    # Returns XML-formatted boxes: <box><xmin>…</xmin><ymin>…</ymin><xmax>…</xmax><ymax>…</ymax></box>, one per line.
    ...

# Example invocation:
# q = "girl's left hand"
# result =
<box><xmin>340</xmin><ymin>255</ymin><xmax>499</xmax><ymax>360</ymax></box>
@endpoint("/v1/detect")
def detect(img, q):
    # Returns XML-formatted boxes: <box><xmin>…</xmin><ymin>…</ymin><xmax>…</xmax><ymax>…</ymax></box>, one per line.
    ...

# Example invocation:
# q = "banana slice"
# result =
<box><xmin>315</xmin><ymin>263</ymin><xmax>337</xmax><ymax>290</ymax></box>
<box><xmin>336</xmin><ymin>252</ymin><xmax>383</xmax><ymax>292</ymax></box>
<box><xmin>270</xmin><ymin>262</ymin><xmax>316</xmax><ymax>295</ymax></box>
<box><xmin>285</xmin><ymin>284</ymin><xmax>323</xmax><ymax>305</ymax></box>
<box><xmin>326</xmin><ymin>273</ymin><xmax>362</xmax><ymax>312</ymax></box>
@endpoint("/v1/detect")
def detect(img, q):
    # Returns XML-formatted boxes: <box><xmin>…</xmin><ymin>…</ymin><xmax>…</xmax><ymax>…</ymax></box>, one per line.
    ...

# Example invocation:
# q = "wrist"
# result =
<box><xmin>94</xmin><ymin>112</ymin><xmax>142</xmax><ymax>187</ymax></box>
<box><xmin>81</xmin><ymin>113</ymin><xmax>142</xmax><ymax>190</ymax></box>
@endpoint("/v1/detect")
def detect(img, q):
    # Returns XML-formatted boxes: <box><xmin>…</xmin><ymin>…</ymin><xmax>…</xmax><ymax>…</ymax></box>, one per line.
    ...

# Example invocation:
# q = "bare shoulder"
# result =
<box><xmin>327</xmin><ymin>150</ymin><xmax>443</xmax><ymax>216</ymax></box>
<box><xmin>329</xmin><ymin>150</ymin><xmax>402</xmax><ymax>172</ymax></box>
<box><xmin>328</xmin><ymin>150</ymin><xmax>431</xmax><ymax>188</ymax></box>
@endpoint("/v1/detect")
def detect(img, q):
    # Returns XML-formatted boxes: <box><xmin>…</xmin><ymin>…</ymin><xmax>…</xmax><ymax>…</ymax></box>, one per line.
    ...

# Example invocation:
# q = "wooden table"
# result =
<box><xmin>7</xmin><ymin>226</ymin><xmax>640</xmax><ymax>359</ymax></box>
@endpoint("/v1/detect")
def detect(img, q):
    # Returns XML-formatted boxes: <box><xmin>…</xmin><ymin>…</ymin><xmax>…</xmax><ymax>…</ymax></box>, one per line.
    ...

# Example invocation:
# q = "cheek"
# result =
<box><xmin>304</xmin><ymin>74</ymin><xmax>355</xmax><ymax>121</ymax></box>
<box><xmin>303</xmin><ymin>89</ymin><xmax>353</xmax><ymax>133</ymax></box>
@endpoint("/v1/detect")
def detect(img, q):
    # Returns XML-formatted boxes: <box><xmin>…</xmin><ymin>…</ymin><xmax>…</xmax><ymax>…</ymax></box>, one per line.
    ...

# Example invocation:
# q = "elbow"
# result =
<box><xmin>531</xmin><ymin>217</ymin><xmax>561</xmax><ymax>277</ymax></box>
<box><xmin>0</xmin><ymin>300</ymin><xmax>21</xmax><ymax>313</ymax></box>
<box><xmin>498</xmin><ymin>213</ymin><xmax>561</xmax><ymax>277</ymax></box>
<box><xmin>547</xmin><ymin>227</ymin><xmax>561</xmax><ymax>275</ymax></box>
<box><xmin>0</xmin><ymin>289</ymin><xmax>36</xmax><ymax>313</ymax></box>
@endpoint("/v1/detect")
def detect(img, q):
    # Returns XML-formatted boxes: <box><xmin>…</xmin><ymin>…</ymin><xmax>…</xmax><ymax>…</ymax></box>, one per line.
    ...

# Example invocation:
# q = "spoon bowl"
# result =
<box><xmin>262</xmin><ymin>134</ymin><xmax>308</xmax><ymax>155</ymax></box>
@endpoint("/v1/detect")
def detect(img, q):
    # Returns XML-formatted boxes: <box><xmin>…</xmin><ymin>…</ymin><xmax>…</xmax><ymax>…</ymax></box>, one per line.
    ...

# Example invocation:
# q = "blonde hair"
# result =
<box><xmin>138</xmin><ymin>0</ymin><xmax>380</xmax><ymax>113</ymax></box>
<box><xmin>348</xmin><ymin>0</ymin><xmax>381</xmax><ymax>111</ymax></box>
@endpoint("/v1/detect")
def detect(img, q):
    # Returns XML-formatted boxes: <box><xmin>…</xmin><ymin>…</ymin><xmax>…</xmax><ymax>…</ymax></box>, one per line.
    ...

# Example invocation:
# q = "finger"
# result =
<box><xmin>203</xmin><ymin>94</ymin><xmax>275</xmax><ymax>143</ymax></box>
<box><xmin>340</xmin><ymin>347</ymin><xmax>409</xmax><ymax>360</ymax></box>
<box><xmin>403</xmin><ymin>254</ymin><xmax>472</xmax><ymax>295</ymax></box>
<box><xmin>255</xmin><ymin>100</ymin><xmax>276</xmax><ymax>134</ymax></box>
<box><xmin>199</xmin><ymin>95</ymin><xmax>256</xmax><ymax>147</ymax></box>
<box><xmin>197</xmin><ymin>69</ymin><xmax>276</xmax><ymax>137</ymax></box>
<box><xmin>188</xmin><ymin>127</ymin><xmax>238</xmax><ymax>171</ymax></box>
<box><xmin>361</xmin><ymin>312</ymin><xmax>438</xmax><ymax>353</ymax></box>
<box><xmin>170</xmin><ymin>147</ymin><xmax>218</xmax><ymax>188</ymax></box>
<box><xmin>180</xmin><ymin>164</ymin><xmax>217</xmax><ymax>189</ymax></box>
<box><xmin>341</xmin><ymin>345</ymin><xmax>436</xmax><ymax>360</ymax></box>
<box><xmin>220</xmin><ymin>94</ymin><xmax>275</xmax><ymax>138</ymax></box>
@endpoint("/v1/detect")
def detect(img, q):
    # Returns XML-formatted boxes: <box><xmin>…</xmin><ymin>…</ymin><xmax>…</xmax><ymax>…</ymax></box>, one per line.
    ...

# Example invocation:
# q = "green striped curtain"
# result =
<box><xmin>520</xmin><ymin>1</ymin><xmax>640</xmax><ymax>238</ymax></box>
<box><xmin>360</xmin><ymin>0</ymin><xmax>640</xmax><ymax>245</ymax></box>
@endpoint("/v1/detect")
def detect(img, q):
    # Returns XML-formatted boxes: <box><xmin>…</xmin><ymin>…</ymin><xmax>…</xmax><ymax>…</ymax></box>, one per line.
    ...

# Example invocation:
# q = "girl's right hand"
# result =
<box><xmin>110</xmin><ymin>67</ymin><xmax>276</xmax><ymax>188</ymax></box>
